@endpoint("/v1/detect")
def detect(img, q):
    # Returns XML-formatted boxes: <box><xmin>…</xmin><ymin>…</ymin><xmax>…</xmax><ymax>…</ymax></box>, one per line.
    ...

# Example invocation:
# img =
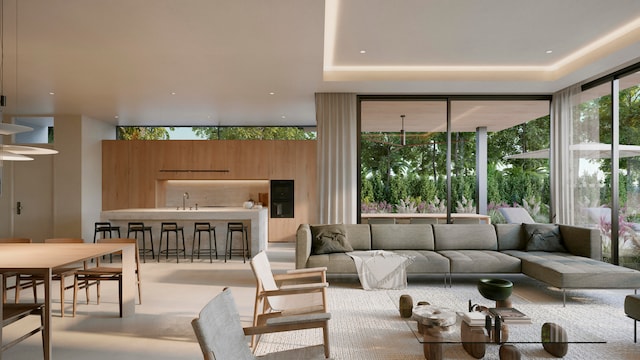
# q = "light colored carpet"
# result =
<box><xmin>255</xmin><ymin>274</ymin><xmax>639</xmax><ymax>359</ymax></box>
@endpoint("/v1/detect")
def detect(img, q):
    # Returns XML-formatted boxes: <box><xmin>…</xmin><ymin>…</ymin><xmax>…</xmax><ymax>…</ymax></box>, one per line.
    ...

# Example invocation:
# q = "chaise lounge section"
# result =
<box><xmin>296</xmin><ymin>223</ymin><xmax>640</xmax><ymax>304</ymax></box>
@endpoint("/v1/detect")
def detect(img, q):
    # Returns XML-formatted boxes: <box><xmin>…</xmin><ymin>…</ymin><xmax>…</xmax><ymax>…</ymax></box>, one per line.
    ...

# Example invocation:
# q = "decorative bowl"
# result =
<box><xmin>477</xmin><ymin>278</ymin><xmax>513</xmax><ymax>301</ymax></box>
<box><xmin>412</xmin><ymin>305</ymin><xmax>457</xmax><ymax>334</ymax></box>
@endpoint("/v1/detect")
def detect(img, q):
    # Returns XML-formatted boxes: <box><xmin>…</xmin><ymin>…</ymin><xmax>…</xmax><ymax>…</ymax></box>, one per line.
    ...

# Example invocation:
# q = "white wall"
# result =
<box><xmin>80</xmin><ymin>116</ymin><xmax>115</xmax><ymax>241</ymax></box>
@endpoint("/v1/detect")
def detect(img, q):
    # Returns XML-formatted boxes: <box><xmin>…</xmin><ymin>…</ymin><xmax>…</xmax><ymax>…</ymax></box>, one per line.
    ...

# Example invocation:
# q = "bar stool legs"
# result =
<box><xmin>225</xmin><ymin>222</ymin><xmax>248</xmax><ymax>263</ymax></box>
<box><xmin>159</xmin><ymin>222</ymin><xmax>186</xmax><ymax>263</ymax></box>
<box><xmin>127</xmin><ymin>222</ymin><xmax>154</xmax><ymax>263</ymax></box>
<box><xmin>192</xmin><ymin>222</ymin><xmax>217</xmax><ymax>263</ymax></box>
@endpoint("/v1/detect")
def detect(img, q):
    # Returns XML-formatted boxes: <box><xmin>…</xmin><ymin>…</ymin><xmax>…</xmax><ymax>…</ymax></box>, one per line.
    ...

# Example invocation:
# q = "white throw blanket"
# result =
<box><xmin>347</xmin><ymin>250</ymin><xmax>414</xmax><ymax>290</ymax></box>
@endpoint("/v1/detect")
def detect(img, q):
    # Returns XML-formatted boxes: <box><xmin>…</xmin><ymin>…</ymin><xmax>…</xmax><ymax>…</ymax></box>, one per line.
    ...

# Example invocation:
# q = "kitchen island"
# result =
<box><xmin>101</xmin><ymin>207</ymin><xmax>268</xmax><ymax>258</ymax></box>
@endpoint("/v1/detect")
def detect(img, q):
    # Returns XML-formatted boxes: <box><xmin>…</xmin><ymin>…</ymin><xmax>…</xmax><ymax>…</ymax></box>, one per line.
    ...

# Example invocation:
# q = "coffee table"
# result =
<box><xmin>407</xmin><ymin>311</ymin><xmax>605</xmax><ymax>360</ymax></box>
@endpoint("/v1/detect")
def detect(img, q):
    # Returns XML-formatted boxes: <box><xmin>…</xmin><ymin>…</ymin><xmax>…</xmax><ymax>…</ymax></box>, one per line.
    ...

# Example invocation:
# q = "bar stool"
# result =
<box><xmin>192</xmin><ymin>222</ymin><xmax>217</xmax><ymax>263</ymax></box>
<box><xmin>225</xmin><ymin>222</ymin><xmax>248</xmax><ymax>263</ymax></box>
<box><xmin>127</xmin><ymin>222</ymin><xmax>155</xmax><ymax>263</ymax></box>
<box><xmin>93</xmin><ymin>222</ymin><xmax>121</xmax><ymax>243</ymax></box>
<box><xmin>158</xmin><ymin>222</ymin><xmax>186</xmax><ymax>263</ymax></box>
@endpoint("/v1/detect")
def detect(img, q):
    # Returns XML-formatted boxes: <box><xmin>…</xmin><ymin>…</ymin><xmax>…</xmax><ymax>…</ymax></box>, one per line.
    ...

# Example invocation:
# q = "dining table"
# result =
<box><xmin>0</xmin><ymin>242</ymin><xmax>136</xmax><ymax>360</ymax></box>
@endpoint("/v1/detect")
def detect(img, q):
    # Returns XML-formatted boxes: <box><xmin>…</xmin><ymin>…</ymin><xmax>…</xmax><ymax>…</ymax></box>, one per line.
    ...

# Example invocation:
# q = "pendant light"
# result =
<box><xmin>0</xmin><ymin>0</ymin><xmax>57</xmax><ymax>161</ymax></box>
<box><xmin>400</xmin><ymin>114</ymin><xmax>406</xmax><ymax>146</ymax></box>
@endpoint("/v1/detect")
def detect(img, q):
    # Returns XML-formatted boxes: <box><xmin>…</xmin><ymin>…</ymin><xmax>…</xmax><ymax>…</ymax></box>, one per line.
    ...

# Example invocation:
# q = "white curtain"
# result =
<box><xmin>315</xmin><ymin>93</ymin><xmax>357</xmax><ymax>224</ymax></box>
<box><xmin>550</xmin><ymin>85</ymin><xmax>580</xmax><ymax>225</ymax></box>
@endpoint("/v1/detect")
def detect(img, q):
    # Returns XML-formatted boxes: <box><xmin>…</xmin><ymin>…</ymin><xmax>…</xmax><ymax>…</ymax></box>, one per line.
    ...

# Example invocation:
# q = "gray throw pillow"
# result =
<box><xmin>310</xmin><ymin>224</ymin><xmax>353</xmax><ymax>255</ymax></box>
<box><xmin>524</xmin><ymin>224</ymin><xmax>567</xmax><ymax>252</ymax></box>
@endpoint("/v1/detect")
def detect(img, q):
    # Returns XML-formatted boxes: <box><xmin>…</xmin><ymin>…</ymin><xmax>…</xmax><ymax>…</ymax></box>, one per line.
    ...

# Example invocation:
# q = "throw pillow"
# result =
<box><xmin>524</xmin><ymin>224</ymin><xmax>567</xmax><ymax>252</ymax></box>
<box><xmin>310</xmin><ymin>224</ymin><xmax>353</xmax><ymax>255</ymax></box>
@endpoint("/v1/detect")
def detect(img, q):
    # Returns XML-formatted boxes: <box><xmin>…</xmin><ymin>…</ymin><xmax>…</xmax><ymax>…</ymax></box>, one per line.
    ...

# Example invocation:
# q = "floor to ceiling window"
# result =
<box><xmin>576</xmin><ymin>63</ymin><xmax>640</xmax><ymax>268</ymax></box>
<box><xmin>618</xmin><ymin>71</ymin><xmax>640</xmax><ymax>268</ymax></box>
<box><xmin>359</xmin><ymin>96</ymin><xmax>550</xmax><ymax>223</ymax></box>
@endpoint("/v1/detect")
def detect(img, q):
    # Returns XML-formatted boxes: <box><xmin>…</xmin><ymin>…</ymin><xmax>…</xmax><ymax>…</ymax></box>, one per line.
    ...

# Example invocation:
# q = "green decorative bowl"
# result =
<box><xmin>477</xmin><ymin>278</ymin><xmax>513</xmax><ymax>301</ymax></box>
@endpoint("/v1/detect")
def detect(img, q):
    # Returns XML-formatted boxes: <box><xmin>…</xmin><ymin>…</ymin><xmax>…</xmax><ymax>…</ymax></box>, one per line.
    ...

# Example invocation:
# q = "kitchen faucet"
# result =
<box><xmin>183</xmin><ymin>192</ymin><xmax>190</xmax><ymax>210</ymax></box>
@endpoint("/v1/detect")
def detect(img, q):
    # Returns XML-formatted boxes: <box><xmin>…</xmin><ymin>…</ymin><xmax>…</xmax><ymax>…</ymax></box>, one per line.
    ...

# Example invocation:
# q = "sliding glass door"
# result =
<box><xmin>359</xmin><ymin>96</ymin><xmax>551</xmax><ymax>224</ymax></box>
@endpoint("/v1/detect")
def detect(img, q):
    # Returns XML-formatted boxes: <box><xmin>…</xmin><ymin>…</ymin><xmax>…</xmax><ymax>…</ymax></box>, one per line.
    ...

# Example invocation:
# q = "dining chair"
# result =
<box><xmin>0</xmin><ymin>238</ymin><xmax>38</xmax><ymax>304</ymax></box>
<box><xmin>73</xmin><ymin>238</ymin><xmax>141</xmax><ymax>317</ymax></box>
<box><xmin>191</xmin><ymin>288</ymin><xmax>330</xmax><ymax>360</ymax></box>
<box><xmin>249</xmin><ymin>251</ymin><xmax>329</xmax><ymax>355</ymax></box>
<box><xmin>43</xmin><ymin>238</ymin><xmax>86</xmax><ymax>317</ymax></box>
<box><xmin>1</xmin><ymin>274</ymin><xmax>45</xmax><ymax>358</ymax></box>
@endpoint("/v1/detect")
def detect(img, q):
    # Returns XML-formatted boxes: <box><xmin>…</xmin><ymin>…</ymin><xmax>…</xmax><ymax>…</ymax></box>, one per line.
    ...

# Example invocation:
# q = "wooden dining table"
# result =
<box><xmin>0</xmin><ymin>242</ymin><xmax>136</xmax><ymax>360</ymax></box>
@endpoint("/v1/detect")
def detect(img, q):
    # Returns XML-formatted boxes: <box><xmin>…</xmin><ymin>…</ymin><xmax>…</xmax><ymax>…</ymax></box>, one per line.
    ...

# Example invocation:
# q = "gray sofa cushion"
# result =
<box><xmin>306</xmin><ymin>253</ymin><xmax>358</xmax><ymax>273</ymax></box>
<box><xmin>343</xmin><ymin>224</ymin><xmax>373</xmax><ymax>251</ymax></box>
<box><xmin>371</xmin><ymin>224</ymin><xmax>434</xmax><ymax>250</ymax></box>
<box><xmin>433</xmin><ymin>224</ymin><xmax>498</xmax><ymax>250</ymax></box>
<box><xmin>495</xmin><ymin>224</ymin><xmax>526</xmax><ymax>250</ymax></box>
<box><xmin>505</xmin><ymin>250</ymin><xmax>640</xmax><ymax>289</ymax></box>
<box><xmin>393</xmin><ymin>250</ymin><xmax>450</xmax><ymax>273</ymax></box>
<box><xmin>560</xmin><ymin>225</ymin><xmax>602</xmax><ymax>260</ymax></box>
<box><xmin>438</xmin><ymin>250</ymin><xmax>521</xmax><ymax>273</ymax></box>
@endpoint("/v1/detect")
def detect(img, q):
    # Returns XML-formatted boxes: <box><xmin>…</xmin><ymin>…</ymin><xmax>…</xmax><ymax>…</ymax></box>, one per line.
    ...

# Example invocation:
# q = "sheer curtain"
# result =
<box><xmin>550</xmin><ymin>85</ymin><xmax>580</xmax><ymax>225</ymax></box>
<box><xmin>315</xmin><ymin>93</ymin><xmax>357</xmax><ymax>224</ymax></box>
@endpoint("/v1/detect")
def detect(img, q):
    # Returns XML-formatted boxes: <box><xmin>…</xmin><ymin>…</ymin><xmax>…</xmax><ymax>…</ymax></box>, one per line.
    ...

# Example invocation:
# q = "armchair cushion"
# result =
<box><xmin>524</xmin><ymin>224</ymin><xmax>567</xmax><ymax>252</ymax></box>
<box><xmin>310</xmin><ymin>224</ymin><xmax>353</xmax><ymax>255</ymax></box>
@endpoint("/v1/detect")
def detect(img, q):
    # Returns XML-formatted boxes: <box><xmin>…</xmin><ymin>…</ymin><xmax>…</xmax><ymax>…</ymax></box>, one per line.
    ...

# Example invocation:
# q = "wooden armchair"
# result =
<box><xmin>191</xmin><ymin>288</ymin><xmax>330</xmax><ymax>360</ymax></box>
<box><xmin>249</xmin><ymin>251</ymin><xmax>330</xmax><ymax>357</ymax></box>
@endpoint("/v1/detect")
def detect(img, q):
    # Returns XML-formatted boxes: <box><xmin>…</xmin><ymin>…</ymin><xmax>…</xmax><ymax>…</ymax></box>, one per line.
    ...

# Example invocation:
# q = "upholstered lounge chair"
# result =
<box><xmin>499</xmin><ymin>207</ymin><xmax>536</xmax><ymax>224</ymax></box>
<box><xmin>624</xmin><ymin>294</ymin><xmax>640</xmax><ymax>342</ymax></box>
<box><xmin>191</xmin><ymin>288</ymin><xmax>330</xmax><ymax>359</ymax></box>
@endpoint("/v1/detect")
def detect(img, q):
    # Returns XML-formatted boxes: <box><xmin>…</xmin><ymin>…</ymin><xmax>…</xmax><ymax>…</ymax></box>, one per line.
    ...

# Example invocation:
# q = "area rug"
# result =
<box><xmin>253</xmin><ymin>274</ymin><xmax>639</xmax><ymax>359</ymax></box>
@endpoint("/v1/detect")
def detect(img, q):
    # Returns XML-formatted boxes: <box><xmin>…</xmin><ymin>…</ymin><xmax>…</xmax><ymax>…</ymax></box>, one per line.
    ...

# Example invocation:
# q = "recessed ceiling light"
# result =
<box><xmin>546</xmin><ymin>50</ymin><xmax>553</xmax><ymax>54</ymax></box>
<box><xmin>269</xmin><ymin>92</ymin><xmax>275</xmax><ymax>95</ymax></box>
<box><xmin>360</xmin><ymin>50</ymin><xmax>366</xmax><ymax>54</ymax></box>
<box><xmin>48</xmin><ymin>92</ymin><xmax>55</xmax><ymax>95</ymax></box>
<box><xmin>281</xmin><ymin>115</ymin><xmax>286</xmax><ymax>119</ymax></box>
<box><xmin>170</xmin><ymin>91</ymin><xmax>176</xmax><ymax>95</ymax></box>
<box><xmin>114</xmin><ymin>115</ymin><xmax>119</xmax><ymax>119</ymax></box>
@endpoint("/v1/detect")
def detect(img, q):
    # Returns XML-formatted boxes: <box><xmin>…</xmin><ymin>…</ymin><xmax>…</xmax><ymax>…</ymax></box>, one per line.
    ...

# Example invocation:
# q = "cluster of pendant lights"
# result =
<box><xmin>0</xmin><ymin>0</ymin><xmax>58</xmax><ymax>161</ymax></box>
<box><xmin>0</xmin><ymin>123</ymin><xmax>58</xmax><ymax>161</ymax></box>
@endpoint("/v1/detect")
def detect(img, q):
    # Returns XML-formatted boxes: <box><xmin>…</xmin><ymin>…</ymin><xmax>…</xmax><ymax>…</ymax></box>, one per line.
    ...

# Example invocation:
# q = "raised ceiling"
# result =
<box><xmin>0</xmin><ymin>0</ymin><xmax>638</xmax><ymax>128</ymax></box>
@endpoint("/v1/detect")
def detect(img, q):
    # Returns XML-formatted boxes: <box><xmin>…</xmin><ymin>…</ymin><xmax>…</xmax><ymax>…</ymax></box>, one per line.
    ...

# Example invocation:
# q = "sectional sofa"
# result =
<box><xmin>296</xmin><ymin>223</ymin><xmax>640</xmax><ymax>304</ymax></box>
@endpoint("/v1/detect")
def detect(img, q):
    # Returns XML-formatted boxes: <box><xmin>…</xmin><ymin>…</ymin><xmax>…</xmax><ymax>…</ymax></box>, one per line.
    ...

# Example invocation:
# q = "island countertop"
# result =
<box><xmin>101</xmin><ymin>207</ymin><xmax>269</xmax><ymax>256</ymax></box>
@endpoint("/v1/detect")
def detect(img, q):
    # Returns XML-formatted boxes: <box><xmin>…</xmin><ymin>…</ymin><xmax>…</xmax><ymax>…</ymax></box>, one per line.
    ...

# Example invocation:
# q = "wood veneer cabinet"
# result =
<box><xmin>102</xmin><ymin>140</ymin><xmax>317</xmax><ymax>242</ymax></box>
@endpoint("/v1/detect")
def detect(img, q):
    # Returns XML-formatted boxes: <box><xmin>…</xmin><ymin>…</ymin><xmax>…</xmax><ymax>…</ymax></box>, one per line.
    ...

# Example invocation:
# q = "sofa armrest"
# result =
<box><xmin>296</xmin><ymin>224</ymin><xmax>313</xmax><ymax>269</ymax></box>
<box><xmin>559</xmin><ymin>224</ymin><xmax>602</xmax><ymax>260</ymax></box>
